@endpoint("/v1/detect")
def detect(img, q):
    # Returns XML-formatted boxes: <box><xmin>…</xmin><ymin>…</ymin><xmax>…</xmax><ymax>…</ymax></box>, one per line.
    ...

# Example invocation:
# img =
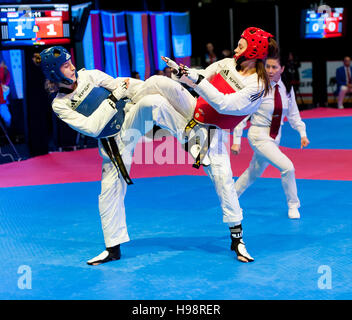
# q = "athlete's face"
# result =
<box><xmin>265</xmin><ymin>58</ymin><xmax>284</xmax><ymax>82</ymax></box>
<box><xmin>60</xmin><ymin>59</ymin><xmax>76</xmax><ymax>83</ymax></box>
<box><xmin>233</xmin><ymin>38</ymin><xmax>247</xmax><ymax>59</ymax></box>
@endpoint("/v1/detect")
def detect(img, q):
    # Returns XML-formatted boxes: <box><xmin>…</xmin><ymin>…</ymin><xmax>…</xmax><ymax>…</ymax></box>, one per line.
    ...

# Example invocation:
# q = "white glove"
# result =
<box><xmin>112</xmin><ymin>79</ymin><xmax>129</xmax><ymax>100</ymax></box>
<box><xmin>161</xmin><ymin>56</ymin><xmax>187</xmax><ymax>83</ymax></box>
<box><xmin>161</xmin><ymin>56</ymin><xmax>181</xmax><ymax>75</ymax></box>
<box><xmin>161</xmin><ymin>56</ymin><xmax>200</xmax><ymax>87</ymax></box>
<box><xmin>179</xmin><ymin>65</ymin><xmax>200</xmax><ymax>83</ymax></box>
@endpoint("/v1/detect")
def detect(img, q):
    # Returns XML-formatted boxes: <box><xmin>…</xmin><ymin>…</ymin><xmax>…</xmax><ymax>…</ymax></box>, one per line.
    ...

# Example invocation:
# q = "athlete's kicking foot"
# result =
<box><xmin>87</xmin><ymin>244</ymin><xmax>121</xmax><ymax>266</ymax></box>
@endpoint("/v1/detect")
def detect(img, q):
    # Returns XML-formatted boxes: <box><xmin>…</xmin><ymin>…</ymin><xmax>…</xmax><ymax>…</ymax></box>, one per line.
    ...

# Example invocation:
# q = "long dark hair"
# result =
<box><xmin>256</xmin><ymin>37</ymin><xmax>279</xmax><ymax>96</ymax></box>
<box><xmin>44</xmin><ymin>79</ymin><xmax>59</xmax><ymax>94</ymax></box>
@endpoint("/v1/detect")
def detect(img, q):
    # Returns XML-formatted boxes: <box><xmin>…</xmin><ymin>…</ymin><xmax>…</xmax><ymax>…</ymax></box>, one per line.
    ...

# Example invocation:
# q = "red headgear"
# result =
<box><xmin>234</xmin><ymin>27</ymin><xmax>274</xmax><ymax>62</ymax></box>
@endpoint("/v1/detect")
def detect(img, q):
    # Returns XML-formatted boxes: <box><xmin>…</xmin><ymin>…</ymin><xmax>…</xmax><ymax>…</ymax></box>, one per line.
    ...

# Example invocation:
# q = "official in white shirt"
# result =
<box><xmin>232</xmin><ymin>55</ymin><xmax>310</xmax><ymax>219</ymax></box>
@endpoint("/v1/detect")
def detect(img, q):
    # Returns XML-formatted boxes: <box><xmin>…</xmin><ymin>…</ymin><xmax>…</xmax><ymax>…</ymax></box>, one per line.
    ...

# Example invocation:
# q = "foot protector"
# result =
<box><xmin>230</xmin><ymin>238</ymin><xmax>254</xmax><ymax>263</ymax></box>
<box><xmin>87</xmin><ymin>245</ymin><xmax>121</xmax><ymax>266</ymax></box>
<box><xmin>288</xmin><ymin>207</ymin><xmax>300</xmax><ymax>219</ymax></box>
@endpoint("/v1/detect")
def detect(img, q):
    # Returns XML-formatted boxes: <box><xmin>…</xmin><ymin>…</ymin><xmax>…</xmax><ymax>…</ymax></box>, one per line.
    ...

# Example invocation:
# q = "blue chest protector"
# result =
<box><xmin>74</xmin><ymin>86</ymin><xmax>126</xmax><ymax>138</ymax></box>
<box><xmin>73</xmin><ymin>86</ymin><xmax>133</xmax><ymax>184</ymax></box>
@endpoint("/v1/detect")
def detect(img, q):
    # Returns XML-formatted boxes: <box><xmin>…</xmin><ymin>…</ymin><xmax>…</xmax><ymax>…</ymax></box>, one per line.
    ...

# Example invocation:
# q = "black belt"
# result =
<box><xmin>100</xmin><ymin>137</ymin><xmax>133</xmax><ymax>185</ymax></box>
<box><xmin>184</xmin><ymin>118</ymin><xmax>216</xmax><ymax>169</ymax></box>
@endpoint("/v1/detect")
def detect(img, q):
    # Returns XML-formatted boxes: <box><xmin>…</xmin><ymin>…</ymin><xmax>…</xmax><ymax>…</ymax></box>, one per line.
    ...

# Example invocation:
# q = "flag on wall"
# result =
<box><xmin>149</xmin><ymin>12</ymin><xmax>171</xmax><ymax>72</ymax></box>
<box><xmin>101</xmin><ymin>11</ymin><xmax>131</xmax><ymax>78</ymax></box>
<box><xmin>170</xmin><ymin>12</ymin><xmax>192</xmax><ymax>66</ymax></box>
<box><xmin>126</xmin><ymin>12</ymin><xmax>153</xmax><ymax>80</ymax></box>
<box><xmin>82</xmin><ymin>10</ymin><xmax>104</xmax><ymax>71</ymax></box>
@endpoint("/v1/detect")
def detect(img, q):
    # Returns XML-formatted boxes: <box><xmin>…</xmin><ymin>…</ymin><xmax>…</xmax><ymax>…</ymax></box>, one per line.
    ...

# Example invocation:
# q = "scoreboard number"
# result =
<box><xmin>328</xmin><ymin>21</ymin><xmax>336</xmax><ymax>32</ymax></box>
<box><xmin>15</xmin><ymin>24</ymin><xmax>25</xmax><ymax>37</ymax></box>
<box><xmin>312</xmin><ymin>23</ymin><xmax>320</xmax><ymax>32</ymax></box>
<box><xmin>46</xmin><ymin>23</ymin><xmax>57</xmax><ymax>36</ymax></box>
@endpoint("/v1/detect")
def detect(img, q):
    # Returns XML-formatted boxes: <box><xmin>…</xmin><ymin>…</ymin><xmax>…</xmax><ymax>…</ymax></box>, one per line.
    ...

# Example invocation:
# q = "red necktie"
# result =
<box><xmin>347</xmin><ymin>67</ymin><xmax>351</xmax><ymax>84</ymax></box>
<box><xmin>270</xmin><ymin>84</ymin><xmax>283</xmax><ymax>139</ymax></box>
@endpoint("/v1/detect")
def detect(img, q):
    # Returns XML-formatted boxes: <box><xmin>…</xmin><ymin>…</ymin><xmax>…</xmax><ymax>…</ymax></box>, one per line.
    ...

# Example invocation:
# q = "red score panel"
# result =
<box><xmin>35</xmin><ymin>17</ymin><xmax>63</xmax><ymax>39</ymax></box>
<box><xmin>324</xmin><ymin>17</ymin><xmax>342</xmax><ymax>38</ymax></box>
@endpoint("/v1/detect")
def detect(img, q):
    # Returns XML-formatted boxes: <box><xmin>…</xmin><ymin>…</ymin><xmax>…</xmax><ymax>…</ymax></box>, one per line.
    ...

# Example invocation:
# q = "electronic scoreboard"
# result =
<box><xmin>0</xmin><ymin>3</ymin><xmax>71</xmax><ymax>47</ymax></box>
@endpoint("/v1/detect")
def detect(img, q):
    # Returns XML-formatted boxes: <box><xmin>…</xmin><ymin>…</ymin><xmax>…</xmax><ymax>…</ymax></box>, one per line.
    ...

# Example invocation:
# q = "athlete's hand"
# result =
<box><xmin>179</xmin><ymin>64</ymin><xmax>200</xmax><ymax>83</ymax></box>
<box><xmin>161</xmin><ymin>56</ymin><xmax>198</xmax><ymax>87</ymax></box>
<box><xmin>161</xmin><ymin>56</ymin><xmax>180</xmax><ymax>74</ymax></box>
<box><xmin>301</xmin><ymin>136</ymin><xmax>310</xmax><ymax>148</ymax></box>
<box><xmin>112</xmin><ymin>79</ymin><xmax>129</xmax><ymax>100</ymax></box>
<box><xmin>231</xmin><ymin>144</ymin><xmax>241</xmax><ymax>155</ymax></box>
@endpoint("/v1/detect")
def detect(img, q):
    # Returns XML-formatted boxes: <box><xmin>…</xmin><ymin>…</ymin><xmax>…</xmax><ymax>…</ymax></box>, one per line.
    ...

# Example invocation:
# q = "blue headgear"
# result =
<box><xmin>39</xmin><ymin>46</ymin><xmax>77</xmax><ymax>84</ymax></box>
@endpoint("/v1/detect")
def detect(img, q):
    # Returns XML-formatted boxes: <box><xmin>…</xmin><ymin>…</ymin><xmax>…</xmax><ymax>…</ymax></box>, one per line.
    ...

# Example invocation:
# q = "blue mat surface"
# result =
<box><xmin>240</xmin><ymin>116</ymin><xmax>352</xmax><ymax>149</ymax></box>
<box><xmin>1</xmin><ymin>176</ymin><xmax>351</xmax><ymax>300</ymax></box>
<box><xmin>280</xmin><ymin>116</ymin><xmax>352</xmax><ymax>149</ymax></box>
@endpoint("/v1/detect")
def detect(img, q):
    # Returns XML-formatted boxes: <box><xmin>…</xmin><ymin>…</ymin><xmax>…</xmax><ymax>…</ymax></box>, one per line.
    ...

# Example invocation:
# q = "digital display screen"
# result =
<box><xmin>0</xmin><ymin>3</ymin><xmax>71</xmax><ymax>47</ymax></box>
<box><xmin>303</xmin><ymin>8</ymin><xmax>344</xmax><ymax>39</ymax></box>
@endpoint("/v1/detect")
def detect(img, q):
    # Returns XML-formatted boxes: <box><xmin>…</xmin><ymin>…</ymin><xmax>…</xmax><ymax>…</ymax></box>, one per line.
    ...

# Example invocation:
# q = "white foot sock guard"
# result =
<box><xmin>87</xmin><ymin>244</ymin><xmax>121</xmax><ymax>266</ymax></box>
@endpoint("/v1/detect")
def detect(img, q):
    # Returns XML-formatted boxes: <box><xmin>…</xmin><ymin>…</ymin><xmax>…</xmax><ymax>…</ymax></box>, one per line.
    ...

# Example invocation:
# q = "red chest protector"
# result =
<box><xmin>193</xmin><ymin>69</ymin><xmax>247</xmax><ymax>130</ymax></box>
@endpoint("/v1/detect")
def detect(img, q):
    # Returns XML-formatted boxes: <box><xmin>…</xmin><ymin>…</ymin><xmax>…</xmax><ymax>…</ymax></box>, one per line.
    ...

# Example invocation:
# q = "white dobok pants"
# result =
<box><xmin>98</xmin><ymin>93</ymin><xmax>203</xmax><ymax>247</ymax></box>
<box><xmin>235</xmin><ymin>125</ymin><xmax>300</xmax><ymax>209</ymax></box>
<box><xmin>132</xmin><ymin>76</ymin><xmax>244</xmax><ymax>224</ymax></box>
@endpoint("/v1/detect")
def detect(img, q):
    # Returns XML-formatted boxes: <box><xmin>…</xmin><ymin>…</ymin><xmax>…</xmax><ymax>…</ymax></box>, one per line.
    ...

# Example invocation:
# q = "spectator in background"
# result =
<box><xmin>285</xmin><ymin>52</ymin><xmax>301</xmax><ymax>94</ymax></box>
<box><xmin>336</xmin><ymin>56</ymin><xmax>352</xmax><ymax>109</ymax></box>
<box><xmin>131</xmin><ymin>71</ymin><xmax>140</xmax><ymax>79</ymax></box>
<box><xmin>203</xmin><ymin>42</ymin><xmax>217</xmax><ymax>68</ymax></box>
<box><xmin>163</xmin><ymin>66</ymin><xmax>172</xmax><ymax>78</ymax></box>
<box><xmin>0</xmin><ymin>60</ymin><xmax>11</xmax><ymax>128</ymax></box>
